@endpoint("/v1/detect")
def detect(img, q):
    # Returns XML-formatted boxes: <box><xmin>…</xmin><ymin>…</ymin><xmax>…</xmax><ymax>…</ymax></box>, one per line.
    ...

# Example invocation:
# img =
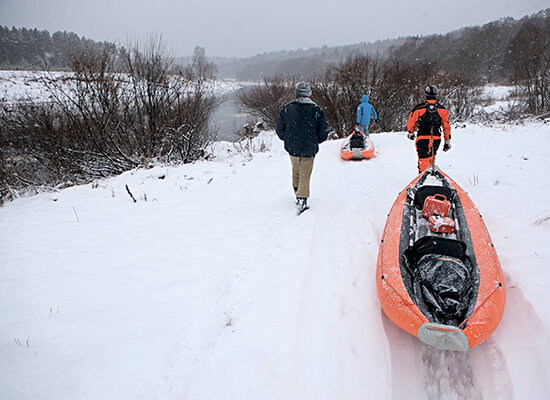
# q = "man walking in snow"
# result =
<box><xmin>276</xmin><ymin>82</ymin><xmax>329</xmax><ymax>215</ymax></box>
<box><xmin>356</xmin><ymin>94</ymin><xmax>378</xmax><ymax>137</ymax></box>
<box><xmin>406</xmin><ymin>85</ymin><xmax>452</xmax><ymax>173</ymax></box>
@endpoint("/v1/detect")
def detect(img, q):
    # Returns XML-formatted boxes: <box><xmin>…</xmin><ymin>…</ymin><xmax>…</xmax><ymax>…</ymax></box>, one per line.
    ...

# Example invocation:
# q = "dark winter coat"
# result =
<box><xmin>275</xmin><ymin>98</ymin><xmax>329</xmax><ymax>158</ymax></box>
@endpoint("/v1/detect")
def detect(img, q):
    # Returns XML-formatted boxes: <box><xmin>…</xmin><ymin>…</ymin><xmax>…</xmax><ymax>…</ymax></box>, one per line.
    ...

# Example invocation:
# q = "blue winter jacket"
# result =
<box><xmin>356</xmin><ymin>95</ymin><xmax>378</xmax><ymax>126</ymax></box>
<box><xmin>276</xmin><ymin>99</ymin><xmax>329</xmax><ymax>158</ymax></box>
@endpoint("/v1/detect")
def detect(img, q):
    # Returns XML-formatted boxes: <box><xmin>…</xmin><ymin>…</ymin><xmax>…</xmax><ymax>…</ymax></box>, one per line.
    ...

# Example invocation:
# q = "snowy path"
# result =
<box><xmin>1</xmin><ymin>124</ymin><xmax>550</xmax><ymax>399</ymax></box>
<box><xmin>289</xmin><ymin>158</ymin><xmax>391</xmax><ymax>399</ymax></box>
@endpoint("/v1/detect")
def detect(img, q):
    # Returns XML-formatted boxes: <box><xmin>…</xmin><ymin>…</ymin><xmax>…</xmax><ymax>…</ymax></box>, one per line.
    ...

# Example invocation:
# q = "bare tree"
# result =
<box><xmin>314</xmin><ymin>54</ymin><xmax>383</xmax><ymax>137</ymax></box>
<box><xmin>184</xmin><ymin>46</ymin><xmax>217</xmax><ymax>83</ymax></box>
<box><xmin>509</xmin><ymin>21</ymin><xmax>550</xmax><ymax>116</ymax></box>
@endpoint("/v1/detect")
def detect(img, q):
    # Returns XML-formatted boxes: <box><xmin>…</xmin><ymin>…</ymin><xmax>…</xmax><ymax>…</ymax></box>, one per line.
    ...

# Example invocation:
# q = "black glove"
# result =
<box><xmin>407</xmin><ymin>132</ymin><xmax>415</xmax><ymax>140</ymax></box>
<box><xmin>443</xmin><ymin>139</ymin><xmax>451</xmax><ymax>152</ymax></box>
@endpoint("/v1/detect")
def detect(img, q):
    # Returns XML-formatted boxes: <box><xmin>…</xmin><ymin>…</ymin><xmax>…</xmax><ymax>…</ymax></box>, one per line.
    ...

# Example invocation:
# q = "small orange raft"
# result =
<box><xmin>340</xmin><ymin>130</ymin><xmax>375</xmax><ymax>160</ymax></box>
<box><xmin>376</xmin><ymin>167</ymin><xmax>506</xmax><ymax>351</ymax></box>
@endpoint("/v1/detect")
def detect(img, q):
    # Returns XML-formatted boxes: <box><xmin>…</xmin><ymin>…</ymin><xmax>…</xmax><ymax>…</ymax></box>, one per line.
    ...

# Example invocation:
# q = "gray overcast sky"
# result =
<box><xmin>0</xmin><ymin>0</ymin><xmax>549</xmax><ymax>58</ymax></box>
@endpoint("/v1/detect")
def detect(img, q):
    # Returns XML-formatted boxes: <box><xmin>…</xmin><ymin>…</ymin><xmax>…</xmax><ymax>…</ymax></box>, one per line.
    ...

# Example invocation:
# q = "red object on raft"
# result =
<box><xmin>429</xmin><ymin>215</ymin><xmax>455</xmax><ymax>234</ymax></box>
<box><xmin>376</xmin><ymin>167</ymin><xmax>506</xmax><ymax>351</ymax></box>
<box><xmin>340</xmin><ymin>130</ymin><xmax>375</xmax><ymax>160</ymax></box>
<box><xmin>422</xmin><ymin>194</ymin><xmax>451</xmax><ymax>218</ymax></box>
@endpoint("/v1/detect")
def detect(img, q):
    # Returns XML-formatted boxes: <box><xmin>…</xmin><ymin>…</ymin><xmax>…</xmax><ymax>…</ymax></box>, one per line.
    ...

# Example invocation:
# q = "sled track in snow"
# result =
<box><xmin>290</xmin><ymin>200</ymin><xmax>382</xmax><ymax>399</ymax></box>
<box><xmin>290</xmin><ymin>205</ymin><xmax>339</xmax><ymax>399</ymax></box>
<box><xmin>421</xmin><ymin>345</ymin><xmax>482</xmax><ymax>400</ymax></box>
<box><xmin>470</xmin><ymin>274</ymin><xmax>549</xmax><ymax>399</ymax></box>
<box><xmin>469</xmin><ymin>337</ymin><xmax>513</xmax><ymax>400</ymax></box>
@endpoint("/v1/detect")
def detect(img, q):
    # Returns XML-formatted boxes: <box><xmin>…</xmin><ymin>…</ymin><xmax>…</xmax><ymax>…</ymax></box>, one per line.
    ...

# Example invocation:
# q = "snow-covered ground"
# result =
<box><xmin>480</xmin><ymin>85</ymin><xmax>516</xmax><ymax>115</ymax></box>
<box><xmin>0</xmin><ymin>70</ymin><xmax>58</xmax><ymax>102</ymax></box>
<box><xmin>1</xmin><ymin>121</ymin><xmax>549</xmax><ymax>399</ymax></box>
<box><xmin>0</xmin><ymin>70</ymin><xmax>244</xmax><ymax>103</ymax></box>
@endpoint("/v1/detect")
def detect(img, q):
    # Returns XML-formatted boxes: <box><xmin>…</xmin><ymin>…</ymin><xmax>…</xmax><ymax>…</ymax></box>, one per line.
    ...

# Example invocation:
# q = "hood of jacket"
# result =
<box><xmin>292</xmin><ymin>97</ymin><xmax>316</xmax><ymax>105</ymax></box>
<box><xmin>361</xmin><ymin>95</ymin><xmax>370</xmax><ymax>103</ymax></box>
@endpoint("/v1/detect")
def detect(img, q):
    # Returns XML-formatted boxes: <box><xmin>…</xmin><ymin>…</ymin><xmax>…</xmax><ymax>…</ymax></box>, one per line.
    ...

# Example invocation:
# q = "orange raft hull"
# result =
<box><xmin>340</xmin><ymin>131</ymin><xmax>375</xmax><ymax>160</ymax></box>
<box><xmin>376</xmin><ymin>168</ymin><xmax>506</xmax><ymax>350</ymax></box>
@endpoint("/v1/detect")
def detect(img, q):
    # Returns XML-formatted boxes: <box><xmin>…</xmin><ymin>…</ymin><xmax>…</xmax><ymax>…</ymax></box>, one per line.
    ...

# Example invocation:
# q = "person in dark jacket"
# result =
<box><xmin>406</xmin><ymin>85</ymin><xmax>451</xmax><ymax>173</ymax></box>
<box><xmin>276</xmin><ymin>82</ymin><xmax>329</xmax><ymax>214</ymax></box>
<box><xmin>356</xmin><ymin>94</ymin><xmax>378</xmax><ymax>137</ymax></box>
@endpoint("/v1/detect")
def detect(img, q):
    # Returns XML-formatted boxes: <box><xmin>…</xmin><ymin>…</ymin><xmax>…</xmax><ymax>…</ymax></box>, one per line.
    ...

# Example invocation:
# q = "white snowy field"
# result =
<box><xmin>1</xmin><ymin>122</ymin><xmax>550</xmax><ymax>399</ymax></box>
<box><xmin>0</xmin><ymin>70</ymin><xmax>243</xmax><ymax>103</ymax></box>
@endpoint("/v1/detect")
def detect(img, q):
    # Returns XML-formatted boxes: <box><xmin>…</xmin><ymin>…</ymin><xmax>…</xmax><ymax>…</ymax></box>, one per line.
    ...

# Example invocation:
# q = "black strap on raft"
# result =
<box><xmin>416</xmin><ymin>101</ymin><xmax>441</xmax><ymax>174</ymax></box>
<box><xmin>427</xmin><ymin>102</ymin><xmax>439</xmax><ymax>174</ymax></box>
<box><xmin>431</xmin><ymin>122</ymin><xmax>435</xmax><ymax>173</ymax></box>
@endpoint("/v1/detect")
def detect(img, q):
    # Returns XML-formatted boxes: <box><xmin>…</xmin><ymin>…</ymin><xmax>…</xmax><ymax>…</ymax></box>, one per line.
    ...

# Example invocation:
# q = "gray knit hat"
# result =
<box><xmin>295</xmin><ymin>82</ymin><xmax>312</xmax><ymax>97</ymax></box>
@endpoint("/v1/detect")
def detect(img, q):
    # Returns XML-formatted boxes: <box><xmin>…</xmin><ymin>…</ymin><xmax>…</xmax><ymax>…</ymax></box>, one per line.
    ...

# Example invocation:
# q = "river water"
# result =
<box><xmin>212</xmin><ymin>89</ymin><xmax>252</xmax><ymax>142</ymax></box>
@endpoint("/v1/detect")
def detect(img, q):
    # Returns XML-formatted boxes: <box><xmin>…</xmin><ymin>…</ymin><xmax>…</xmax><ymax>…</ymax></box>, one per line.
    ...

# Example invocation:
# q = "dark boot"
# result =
<box><xmin>296</xmin><ymin>197</ymin><xmax>309</xmax><ymax>215</ymax></box>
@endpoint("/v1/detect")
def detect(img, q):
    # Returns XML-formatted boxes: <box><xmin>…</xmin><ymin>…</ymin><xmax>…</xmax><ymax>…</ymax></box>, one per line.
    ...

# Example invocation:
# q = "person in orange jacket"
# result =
<box><xmin>406</xmin><ymin>85</ymin><xmax>451</xmax><ymax>173</ymax></box>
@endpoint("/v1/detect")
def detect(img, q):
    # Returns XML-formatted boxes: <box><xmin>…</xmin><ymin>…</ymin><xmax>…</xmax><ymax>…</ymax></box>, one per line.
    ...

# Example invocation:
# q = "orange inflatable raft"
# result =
<box><xmin>376</xmin><ymin>167</ymin><xmax>506</xmax><ymax>351</ymax></box>
<box><xmin>340</xmin><ymin>130</ymin><xmax>375</xmax><ymax>160</ymax></box>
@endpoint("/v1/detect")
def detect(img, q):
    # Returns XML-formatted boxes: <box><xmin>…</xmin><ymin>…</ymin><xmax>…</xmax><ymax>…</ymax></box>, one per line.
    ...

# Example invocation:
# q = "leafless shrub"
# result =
<box><xmin>435</xmin><ymin>75</ymin><xmax>483</xmax><ymax>122</ymax></box>
<box><xmin>233</xmin><ymin>117</ymin><xmax>265</xmax><ymax>140</ymax></box>
<box><xmin>123</xmin><ymin>37</ymin><xmax>219</xmax><ymax>163</ymax></box>
<box><xmin>0</xmin><ymin>101</ymin><xmax>71</xmax><ymax>198</ymax></box>
<box><xmin>479</xmin><ymin>89</ymin><xmax>529</xmax><ymax>122</ymax></box>
<box><xmin>232</xmin><ymin>133</ymin><xmax>271</xmax><ymax>155</ymax></box>
<box><xmin>231</xmin><ymin>117</ymin><xmax>269</xmax><ymax>155</ymax></box>
<box><xmin>235</xmin><ymin>76</ymin><xmax>295</xmax><ymax>129</ymax></box>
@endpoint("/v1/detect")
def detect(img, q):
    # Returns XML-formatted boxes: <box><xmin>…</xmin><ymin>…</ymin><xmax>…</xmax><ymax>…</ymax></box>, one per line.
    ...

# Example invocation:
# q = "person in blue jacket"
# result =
<box><xmin>356</xmin><ymin>94</ymin><xmax>378</xmax><ymax>137</ymax></box>
<box><xmin>276</xmin><ymin>82</ymin><xmax>329</xmax><ymax>214</ymax></box>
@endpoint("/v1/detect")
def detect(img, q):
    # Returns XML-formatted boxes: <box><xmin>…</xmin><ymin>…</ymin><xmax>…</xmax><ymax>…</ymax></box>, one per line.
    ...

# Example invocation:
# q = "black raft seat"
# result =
<box><xmin>412</xmin><ymin>236</ymin><xmax>466</xmax><ymax>261</ymax></box>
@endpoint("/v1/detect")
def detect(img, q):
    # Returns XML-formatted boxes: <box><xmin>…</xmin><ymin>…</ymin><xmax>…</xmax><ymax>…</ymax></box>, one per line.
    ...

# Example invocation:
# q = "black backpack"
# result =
<box><xmin>349</xmin><ymin>132</ymin><xmax>365</xmax><ymax>149</ymax></box>
<box><xmin>418</xmin><ymin>102</ymin><xmax>442</xmax><ymax>134</ymax></box>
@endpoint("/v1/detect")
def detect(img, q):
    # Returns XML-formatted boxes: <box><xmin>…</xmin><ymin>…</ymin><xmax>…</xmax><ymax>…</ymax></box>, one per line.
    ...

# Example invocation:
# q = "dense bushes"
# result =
<box><xmin>0</xmin><ymin>40</ymin><xmax>218</xmax><ymax>203</ymax></box>
<box><xmin>236</xmin><ymin>55</ymin><xmax>484</xmax><ymax>138</ymax></box>
<box><xmin>315</xmin><ymin>56</ymin><xmax>484</xmax><ymax>137</ymax></box>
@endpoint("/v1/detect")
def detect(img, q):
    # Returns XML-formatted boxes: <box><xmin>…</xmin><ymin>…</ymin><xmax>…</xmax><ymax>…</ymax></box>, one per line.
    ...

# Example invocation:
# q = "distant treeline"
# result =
<box><xmin>218</xmin><ymin>8</ymin><xmax>550</xmax><ymax>83</ymax></box>
<box><xmin>214</xmin><ymin>38</ymin><xmax>407</xmax><ymax>80</ymax></box>
<box><xmin>391</xmin><ymin>8</ymin><xmax>550</xmax><ymax>84</ymax></box>
<box><xmin>0</xmin><ymin>26</ymin><xmax>117</xmax><ymax>70</ymax></box>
